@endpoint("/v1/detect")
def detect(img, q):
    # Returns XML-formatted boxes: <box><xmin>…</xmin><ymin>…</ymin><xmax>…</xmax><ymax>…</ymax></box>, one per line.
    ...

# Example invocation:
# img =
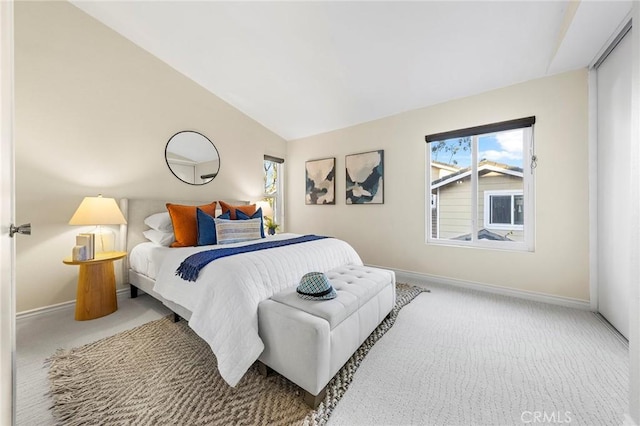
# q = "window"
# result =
<box><xmin>425</xmin><ymin>117</ymin><xmax>535</xmax><ymax>251</ymax></box>
<box><xmin>263</xmin><ymin>155</ymin><xmax>285</xmax><ymax>229</ymax></box>
<box><xmin>484</xmin><ymin>190</ymin><xmax>524</xmax><ymax>229</ymax></box>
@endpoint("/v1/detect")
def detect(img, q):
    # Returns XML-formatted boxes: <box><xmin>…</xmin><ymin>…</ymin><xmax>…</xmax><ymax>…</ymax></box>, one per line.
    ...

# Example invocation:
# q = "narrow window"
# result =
<box><xmin>425</xmin><ymin>117</ymin><xmax>535</xmax><ymax>251</ymax></box>
<box><xmin>263</xmin><ymin>155</ymin><xmax>285</xmax><ymax>231</ymax></box>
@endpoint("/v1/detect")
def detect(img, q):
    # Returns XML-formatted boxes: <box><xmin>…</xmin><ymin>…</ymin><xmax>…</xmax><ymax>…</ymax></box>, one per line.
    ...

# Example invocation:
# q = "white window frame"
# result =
<box><xmin>425</xmin><ymin>126</ymin><xmax>535</xmax><ymax>252</ymax></box>
<box><xmin>484</xmin><ymin>190</ymin><xmax>524</xmax><ymax>231</ymax></box>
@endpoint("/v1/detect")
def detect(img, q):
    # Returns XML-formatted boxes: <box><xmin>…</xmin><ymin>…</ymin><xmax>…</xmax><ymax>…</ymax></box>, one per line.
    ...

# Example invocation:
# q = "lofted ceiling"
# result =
<box><xmin>71</xmin><ymin>1</ymin><xmax>632</xmax><ymax>141</ymax></box>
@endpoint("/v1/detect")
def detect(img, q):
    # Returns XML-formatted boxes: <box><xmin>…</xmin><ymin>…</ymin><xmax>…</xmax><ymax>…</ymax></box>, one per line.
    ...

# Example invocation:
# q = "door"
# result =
<box><xmin>0</xmin><ymin>0</ymin><xmax>15</xmax><ymax>423</ymax></box>
<box><xmin>0</xmin><ymin>0</ymin><xmax>15</xmax><ymax>421</ymax></box>
<box><xmin>597</xmin><ymin>28</ymin><xmax>632</xmax><ymax>338</ymax></box>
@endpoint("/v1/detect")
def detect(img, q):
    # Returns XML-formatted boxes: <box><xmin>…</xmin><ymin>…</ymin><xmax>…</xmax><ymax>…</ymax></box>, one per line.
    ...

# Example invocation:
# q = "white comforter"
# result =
<box><xmin>153</xmin><ymin>233</ymin><xmax>363</xmax><ymax>386</ymax></box>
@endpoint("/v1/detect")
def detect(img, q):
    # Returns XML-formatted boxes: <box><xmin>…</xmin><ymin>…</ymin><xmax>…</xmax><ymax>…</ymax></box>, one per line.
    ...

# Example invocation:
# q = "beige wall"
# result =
<box><xmin>15</xmin><ymin>2</ymin><xmax>287</xmax><ymax>312</ymax></box>
<box><xmin>287</xmin><ymin>69</ymin><xmax>589</xmax><ymax>301</ymax></box>
<box><xmin>13</xmin><ymin>2</ymin><xmax>590</xmax><ymax>310</ymax></box>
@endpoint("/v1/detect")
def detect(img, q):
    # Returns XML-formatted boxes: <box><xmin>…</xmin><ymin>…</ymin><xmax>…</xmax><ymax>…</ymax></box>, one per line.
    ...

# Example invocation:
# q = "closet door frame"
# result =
<box><xmin>589</xmin><ymin>10</ymin><xmax>640</xmax><ymax>423</ymax></box>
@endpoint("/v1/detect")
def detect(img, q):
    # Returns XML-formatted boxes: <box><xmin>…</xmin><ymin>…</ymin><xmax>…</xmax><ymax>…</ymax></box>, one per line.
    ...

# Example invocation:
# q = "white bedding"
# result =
<box><xmin>129</xmin><ymin>242</ymin><xmax>173</xmax><ymax>280</ymax></box>
<box><xmin>151</xmin><ymin>233</ymin><xmax>363</xmax><ymax>386</ymax></box>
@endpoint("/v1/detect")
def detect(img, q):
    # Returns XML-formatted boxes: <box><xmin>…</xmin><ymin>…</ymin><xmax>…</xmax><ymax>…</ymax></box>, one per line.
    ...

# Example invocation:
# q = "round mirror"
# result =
<box><xmin>165</xmin><ymin>131</ymin><xmax>220</xmax><ymax>185</ymax></box>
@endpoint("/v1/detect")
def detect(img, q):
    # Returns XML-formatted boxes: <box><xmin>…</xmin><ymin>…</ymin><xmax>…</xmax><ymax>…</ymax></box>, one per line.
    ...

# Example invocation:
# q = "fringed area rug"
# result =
<box><xmin>48</xmin><ymin>283</ymin><xmax>426</xmax><ymax>426</ymax></box>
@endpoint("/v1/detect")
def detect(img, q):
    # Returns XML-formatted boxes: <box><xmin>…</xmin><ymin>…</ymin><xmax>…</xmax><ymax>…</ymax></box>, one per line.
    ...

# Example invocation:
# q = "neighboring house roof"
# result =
<box><xmin>431</xmin><ymin>160</ymin><xmax>523</xmax><ymax>190</ymax></box>
<box><xmin>453</xmin><ymin>228</ymin><xmax>513</xmax><ymax>241</ymax></box>
<box><xmin>430</xmin><ymin>161</ymin><xmax>461</xmax><ymax>173</ymax></box>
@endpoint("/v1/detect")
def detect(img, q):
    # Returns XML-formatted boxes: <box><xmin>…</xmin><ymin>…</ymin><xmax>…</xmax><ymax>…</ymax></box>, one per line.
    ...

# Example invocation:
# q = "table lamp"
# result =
<box><xmin>255</xmin><ymin>200</ymin><xmax>273</xmax><ymax>219</ymax></box>
<box><xmin>69</xmin><ymin>194</ymin><xmax>127</xmax><ymax>254</ymax></box>
<box><xmin>255</xmin><ymin>200</ymin><xmax>277</xmax><ymax>235</ymax></box>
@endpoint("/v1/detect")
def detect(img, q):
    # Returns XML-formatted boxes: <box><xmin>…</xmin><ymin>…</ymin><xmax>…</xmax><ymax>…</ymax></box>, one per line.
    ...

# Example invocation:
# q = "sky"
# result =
<box><xmin>431</xmin><ymin>129</ymin><xmax>523</xmax><ymax>168</ymax></box>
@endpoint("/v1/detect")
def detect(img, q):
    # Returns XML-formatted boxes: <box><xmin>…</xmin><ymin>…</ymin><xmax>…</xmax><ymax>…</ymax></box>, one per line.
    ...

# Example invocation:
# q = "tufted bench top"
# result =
<box><xmin>270</xmin><ymin>265</ymin><xmax>394</xmax><ymax>330</ymax></box>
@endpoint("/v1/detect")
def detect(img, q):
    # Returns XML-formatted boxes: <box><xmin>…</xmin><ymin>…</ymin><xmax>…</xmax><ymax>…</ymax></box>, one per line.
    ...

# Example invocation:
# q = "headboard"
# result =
<box><xmin>118</xmin><ymin>198</ymin><xmax>248</xmax><ymax>283</ymax></box>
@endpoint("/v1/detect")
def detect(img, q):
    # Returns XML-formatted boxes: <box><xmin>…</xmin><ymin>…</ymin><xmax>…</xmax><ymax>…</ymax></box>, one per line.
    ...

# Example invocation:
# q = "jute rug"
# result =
<box><xmin>48</xmin><ymin>283</ymin><xmax>426</xmax><ymax>426</ymax></box>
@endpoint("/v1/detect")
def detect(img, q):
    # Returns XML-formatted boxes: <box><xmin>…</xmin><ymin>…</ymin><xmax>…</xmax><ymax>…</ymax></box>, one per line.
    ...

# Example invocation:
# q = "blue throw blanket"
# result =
<box><xmin>176</xmin><ymin>235</ymin><xmax>329</xmax><ymax>282</ymax></box>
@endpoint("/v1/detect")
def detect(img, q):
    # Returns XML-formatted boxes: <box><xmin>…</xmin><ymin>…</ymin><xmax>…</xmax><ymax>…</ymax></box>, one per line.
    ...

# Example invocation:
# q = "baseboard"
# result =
<box><xmin>367</xmin><ymin>265</ymin><xmax>592</xmax><ymax>311</ymax></box>
<box><xmin>16</xmin><ymin>288</ymin><xmax>130</xmax><ymax>321</ymax></box>
<box><xmin>18</xmin><ymin>269</ymin><xmax>590</xmax><ymax>320</ymax></box>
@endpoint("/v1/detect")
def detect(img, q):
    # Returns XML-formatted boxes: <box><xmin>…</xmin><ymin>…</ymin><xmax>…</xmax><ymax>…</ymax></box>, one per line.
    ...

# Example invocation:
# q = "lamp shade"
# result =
<box><xmin>69</xmin><ymin>195</ymin><xmax>127</xmax><ymax>225</ymax></box>
<box><xmin>255</xmin><ymin>200</ymin><xmax>273</xmax><ymax>218</ymax></box>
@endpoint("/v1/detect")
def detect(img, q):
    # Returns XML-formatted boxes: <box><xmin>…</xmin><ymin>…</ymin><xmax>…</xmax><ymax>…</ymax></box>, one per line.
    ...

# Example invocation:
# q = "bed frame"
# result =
<box><xmin>118</xmin><ymin>198</ymin><xmax>247</xmax><ymax>321</ymax></box>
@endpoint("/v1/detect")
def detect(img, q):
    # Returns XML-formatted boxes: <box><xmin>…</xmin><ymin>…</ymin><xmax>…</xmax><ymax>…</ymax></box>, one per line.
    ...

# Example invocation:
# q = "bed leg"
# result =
<box><xmin>130</xmin><ymin>285</ymin><xmax>138</xmax><ymax>299</ymax></box>
<box><xmin>303</xmin><ymin>386</ymin><xmax>327</xmax><ymax>409</ymax></box>
<box><xmin>173</xmin><ymin>312</ymin><xmax>181</xmax><ymax>323</ymax></box>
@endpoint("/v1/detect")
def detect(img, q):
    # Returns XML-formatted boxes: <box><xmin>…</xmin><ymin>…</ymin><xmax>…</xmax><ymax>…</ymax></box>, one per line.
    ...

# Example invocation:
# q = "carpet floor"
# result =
<box><xmin>16</xmin><ymin>293</ymin><xmax>172</xmax><ymax>425</ymax></box>
<box><xmin>328</xmin><ymin>282</ymin><xmax>629</xmax><ymax>425</ymax></box>
<box><xmin>47</xmin><ymin>284</ymin><xmax>425</xmax><ymax>425</ymax></box>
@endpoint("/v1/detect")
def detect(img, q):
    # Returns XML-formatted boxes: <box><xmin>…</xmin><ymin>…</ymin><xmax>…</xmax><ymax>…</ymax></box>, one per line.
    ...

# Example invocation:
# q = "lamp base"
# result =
<box><xmin>94</xmin><ymin>227</ymin><xmax>116</xmax><ymax>253</ymax></box>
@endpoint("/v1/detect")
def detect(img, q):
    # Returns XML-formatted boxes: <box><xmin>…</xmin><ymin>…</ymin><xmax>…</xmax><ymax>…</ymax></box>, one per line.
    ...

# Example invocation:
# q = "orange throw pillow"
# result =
<box><xmin>166</xmin><ymin>202</ymin><xmax>217</xmax><ymax>247</ymax></box>
<box><xmin>219</xmin><ymin>201</ymin><xmax>257</xmax><ymax>220</ymax></box>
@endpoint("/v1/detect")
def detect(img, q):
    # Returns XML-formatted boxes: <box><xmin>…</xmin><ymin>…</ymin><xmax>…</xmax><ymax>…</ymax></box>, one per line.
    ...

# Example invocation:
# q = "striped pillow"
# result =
<box><xmin>215</xmin><ymin>218</ymin><xmax>264</xmax><ymax>245</ymax></box>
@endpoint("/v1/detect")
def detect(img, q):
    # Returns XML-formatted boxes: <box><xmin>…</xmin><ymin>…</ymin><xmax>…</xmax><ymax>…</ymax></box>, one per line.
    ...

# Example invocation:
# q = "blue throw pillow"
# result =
<box><xmin>236</xmin><ymin>207</ymin><xmax>265</xmax><ymax>238</ymax></box>
<box><xmin>197</xmin><ymin>209</ymin><xmax>230</xmax><ymax>246</ymax></box>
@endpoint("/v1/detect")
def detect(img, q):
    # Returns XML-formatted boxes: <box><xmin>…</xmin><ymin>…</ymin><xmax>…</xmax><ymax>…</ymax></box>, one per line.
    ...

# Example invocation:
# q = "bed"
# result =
<box><xmin>118</xmin><ymin>198</ymin><xmax>364</xmax><ymax>387</ymax></box>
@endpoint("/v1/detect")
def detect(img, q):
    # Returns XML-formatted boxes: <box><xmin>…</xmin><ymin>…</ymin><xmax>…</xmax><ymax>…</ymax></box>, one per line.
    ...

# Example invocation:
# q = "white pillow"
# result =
<box><xmin>143</xmin><ymin>229</ymin><xmax>175</xmax><ymax>247</ymax></box>
<box><xmin>215</xmin><ymin>218</ymin><xmax>263</xmax><ymax>245</ymax></box>
<box><xmin>144</xmin><ymin>212</ymin><xmax>173</xmax><ymax>232</ymax></box>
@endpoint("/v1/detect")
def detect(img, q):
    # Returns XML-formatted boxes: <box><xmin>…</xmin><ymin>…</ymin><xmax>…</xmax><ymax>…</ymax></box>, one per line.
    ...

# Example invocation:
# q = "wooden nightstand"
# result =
<box><xmin>63</xmin><ymin>251</ymin><xmax>127</xmax><ymax>321</ymax></box>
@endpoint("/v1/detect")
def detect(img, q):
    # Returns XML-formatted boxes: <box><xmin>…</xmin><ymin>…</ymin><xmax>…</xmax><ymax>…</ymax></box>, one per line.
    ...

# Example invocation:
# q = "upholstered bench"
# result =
<box><xmin>257</xmin><ymin>265</ymin><xmax>396</xmax><ymax>408</ymax></box>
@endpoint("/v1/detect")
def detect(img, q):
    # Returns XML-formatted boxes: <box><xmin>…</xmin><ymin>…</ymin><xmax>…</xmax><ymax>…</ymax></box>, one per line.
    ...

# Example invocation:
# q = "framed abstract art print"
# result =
<box><xmin>305</xmin><ymin>157</ymin><xmax>336</xmax><ymax>205</ymax></box>
<box><xmin>345</xmin><ymin>150</ymin><xmax>384</xmax><ymax>204</ymax></box>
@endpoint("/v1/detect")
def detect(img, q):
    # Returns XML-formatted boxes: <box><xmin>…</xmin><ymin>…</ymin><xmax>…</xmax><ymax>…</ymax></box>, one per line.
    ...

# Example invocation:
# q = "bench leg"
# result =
<box><xmin>303</xmin><ymin>386</ymin><xmax>327</xmax><ymax>409</ymax></box>
<box><xmin>130</xmin><ymin>284</ymin><xmax>138</xmax><ymax>299</ymax></box>
<box><xmin>257</xmin><ymin>361</ymin><xmax>273</xmax><ymax>377</ymax></box>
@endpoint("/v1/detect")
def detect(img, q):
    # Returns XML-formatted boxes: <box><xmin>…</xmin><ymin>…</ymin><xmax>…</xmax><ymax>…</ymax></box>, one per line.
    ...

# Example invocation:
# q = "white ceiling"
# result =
<box><xmin>71</xmin><ymin>1</ymin><xmax>632</xmax><ymax>141</ymax></box>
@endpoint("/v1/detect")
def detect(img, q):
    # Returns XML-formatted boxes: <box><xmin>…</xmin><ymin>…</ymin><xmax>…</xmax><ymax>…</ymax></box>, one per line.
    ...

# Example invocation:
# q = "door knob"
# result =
<box><xmin>9</xmin><ymin>223</ymin><xmax>31</xmax><ymax>238</ymax></box>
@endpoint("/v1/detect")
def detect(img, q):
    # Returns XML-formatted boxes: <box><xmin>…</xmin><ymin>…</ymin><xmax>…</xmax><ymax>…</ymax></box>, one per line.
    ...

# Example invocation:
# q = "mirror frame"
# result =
<box><xmin>164</xmin><ymin>130</ymin><xmax>220</xmax><ymax>185</ymax></box>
